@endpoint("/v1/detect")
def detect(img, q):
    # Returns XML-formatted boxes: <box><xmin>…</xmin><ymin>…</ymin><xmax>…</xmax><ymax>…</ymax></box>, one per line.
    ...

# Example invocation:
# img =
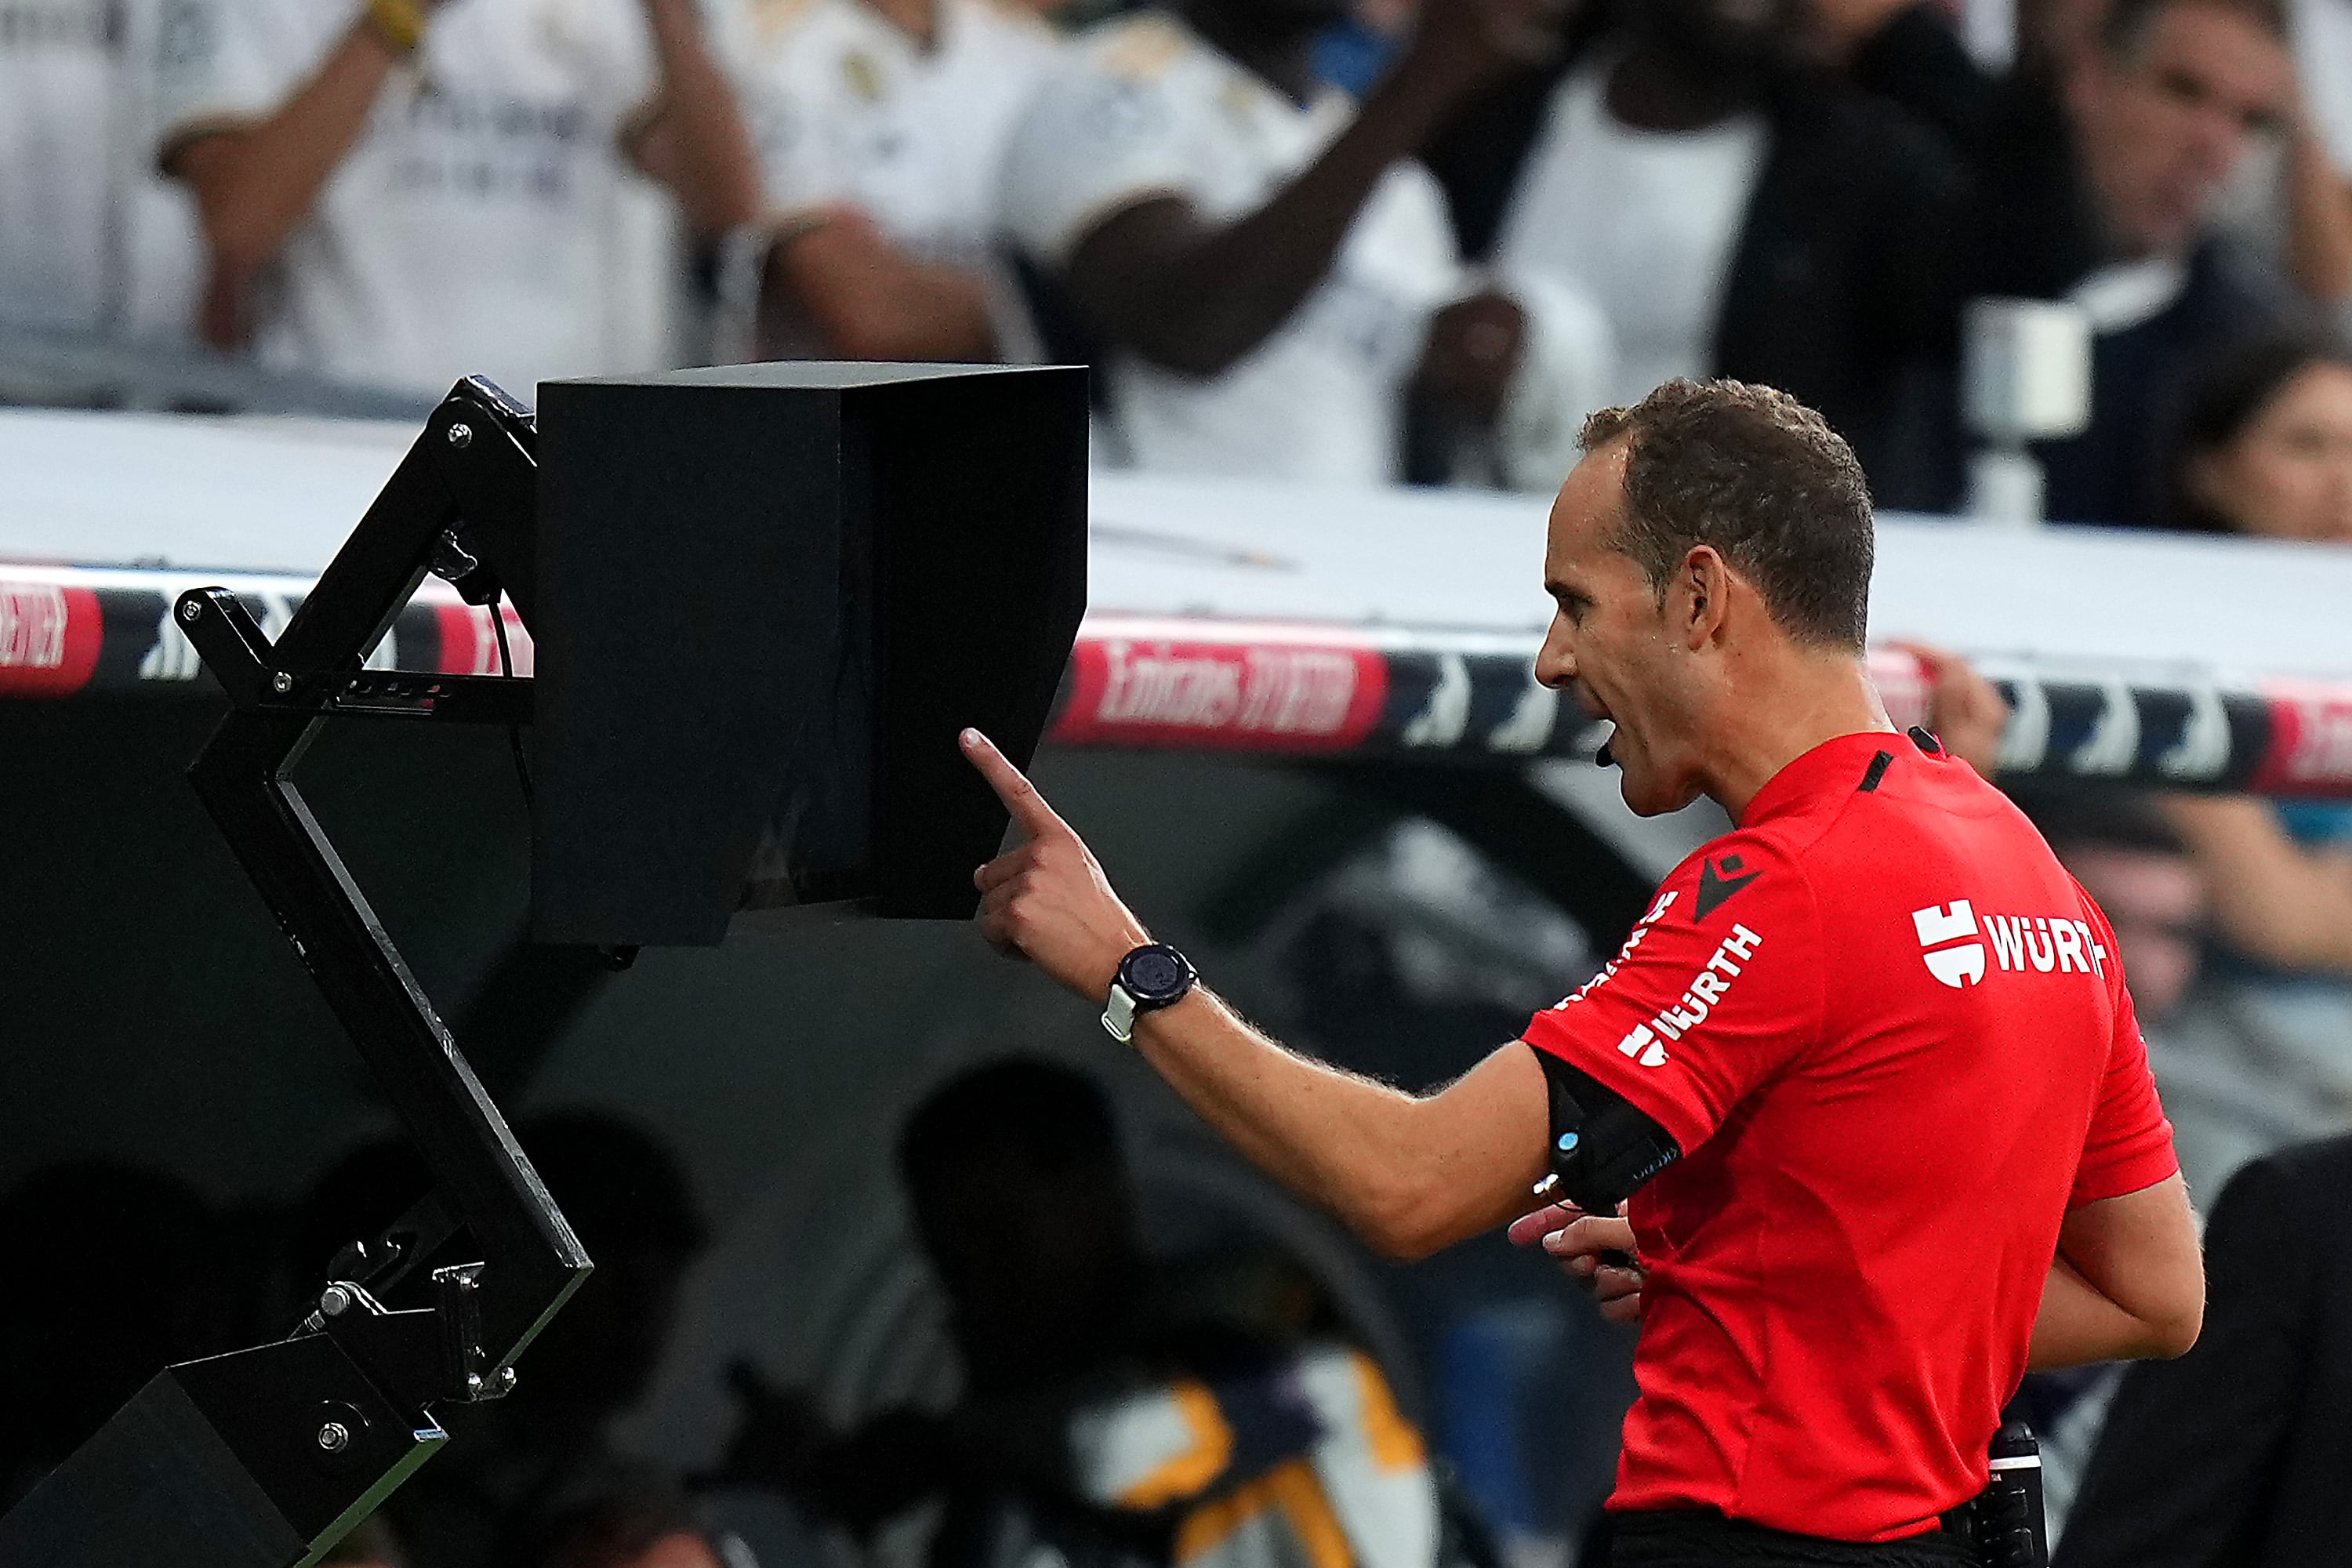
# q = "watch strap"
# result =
<box><xmin>1102</xmin><ymin>982</ymin><xmax>1142</xmax><ymax>1044</ymax></box>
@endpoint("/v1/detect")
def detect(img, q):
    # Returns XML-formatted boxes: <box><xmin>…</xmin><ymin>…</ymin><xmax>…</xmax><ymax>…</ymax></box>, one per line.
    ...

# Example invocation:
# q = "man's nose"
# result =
<box><xmin>2190</xmin><ymin>104</ymin><xmax>2250</xmax><ymax>181</ymax></box>
<box><xmin>1535</xmin><ymin>620</ymin><xmax>1577</xmax><ymax>689</ymax></box>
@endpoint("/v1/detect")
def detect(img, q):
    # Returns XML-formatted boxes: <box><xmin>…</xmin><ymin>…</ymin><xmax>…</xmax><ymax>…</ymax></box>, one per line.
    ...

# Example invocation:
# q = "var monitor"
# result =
<box><xmin>529</xmin><ymin>361</ymin><xmax>1089</xmax><ymax>947</ymax></box>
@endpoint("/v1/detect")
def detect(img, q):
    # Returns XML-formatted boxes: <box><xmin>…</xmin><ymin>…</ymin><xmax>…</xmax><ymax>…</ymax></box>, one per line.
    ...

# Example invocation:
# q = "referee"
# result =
<box><xmin>957</xmin><ymin>379</ymin><xmax>2205</xmax><ymax>1565</ymax></box>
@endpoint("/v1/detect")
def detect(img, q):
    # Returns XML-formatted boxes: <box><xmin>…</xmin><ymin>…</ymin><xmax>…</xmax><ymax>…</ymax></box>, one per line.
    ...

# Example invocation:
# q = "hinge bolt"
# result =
<box><xmin>317</xmin><ymin>1421</ymin><xmax>350</xmax><ymax>1454</ymax></box>
<box><xmin>446</xmin><ymin>423</ymin><xmax>473</xmax><ymax>448</ymax></box>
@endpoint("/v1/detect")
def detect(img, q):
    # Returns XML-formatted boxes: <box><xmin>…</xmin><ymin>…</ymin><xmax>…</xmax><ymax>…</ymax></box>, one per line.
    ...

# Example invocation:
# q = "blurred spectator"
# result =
<box><xmin>2103</xmin><ymin>0</ymin><xmax>2352</xmax><ymax>318</ymax></box>
<box><xmin>0</xmin><ymin>0</ymin><xmax>125</xmax><ymax>331</ymax></box>
<box><xmin>1421</xmin><ymin>0</ymin><xmax>1966</xmax><ymax>507</ymax></box>
<box><xmin>718</xmin><ymin>1058</ymin><xmax>1453</xmax><ymax>1568</ymax></box>
<box><xmin>0</xmin><ymin>1161</ymin><xmax>224</xmax><ymax>1508</ymax></box>
<box><xmin>2296</xmin><ymin>0</ymin><xmax>2352</xmax><ymax>161</ymax></box>
<box><xmin>728</xmin><ymin>0</ymin><xmax>1062</xmax><ymax>361</ymax></box>
<box><xmin>2055</xmin><ymin>1133</ymin><xmax>2352</xmax><ymax>1567</ymax></box>
<box><xmin>154</xmin><ymin>0</ymin><xmax>760</xmax><ymax>397</ymax></box>
<box><xmin>0</xmin><ymin>0</ymin><xmax>204</xmax><ymax>337</ymax></box>
<box><xmin>1878</xmin><ymin>0</ymin><xmax>2352</xmax><ymax>316</ymax></box>
<box><xmin>2210</xmin><ymin>82</ymin><xmax>2352</xmax><ymax>318</ymax></box>
<box><xmin>2162</xmin><ymin>328</ymin><xmax>2352</xmax><ymax>537</ymax></box>
<box><xmin>502</xmin><ymin>1460</ymin><xmax>736</xmax><ymax>1568</ymax></box>
<box><xmin>2285</xmin><ymin>0</ymin><xmax>2352</xmax><ymax>321</ymax></box>
<box><xmin>996</xmin><ymin>0</ymin><xmax>1611</xmax><ymax>488</ymax></box>
<box><xmin>2049</xmin><ymin>799</ymin><xmax>2344</xmax><ymax>1231</ymax></box>
<box><xmin>2151</xmin><ymin>333</ymin><xmax>2352</xmax><ymax>985</ymax></box>
<box><xmin>1850</xmin><ymin>0</ymin><xmax>2316</xmax><ymax>524</ymax></box>
<box><xmin>1312</xmin><ymin>0</ymin><xmax>1412</xmax><ymax>93</ymax></box>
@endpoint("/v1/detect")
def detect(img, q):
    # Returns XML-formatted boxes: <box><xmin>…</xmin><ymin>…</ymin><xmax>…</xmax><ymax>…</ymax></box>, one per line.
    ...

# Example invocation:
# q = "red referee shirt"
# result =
<box><xmin>1522</xmin><ymin>730</ymin><xmax>2179</xmax><ymax>1542</ymax></box>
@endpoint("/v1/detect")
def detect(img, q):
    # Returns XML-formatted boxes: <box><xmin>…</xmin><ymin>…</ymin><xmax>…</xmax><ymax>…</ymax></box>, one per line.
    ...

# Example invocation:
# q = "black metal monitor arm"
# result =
<box><xmin>0</xmin><ymin>379</ymin><xmax>592</xmax><ymax>1568</ymax></box>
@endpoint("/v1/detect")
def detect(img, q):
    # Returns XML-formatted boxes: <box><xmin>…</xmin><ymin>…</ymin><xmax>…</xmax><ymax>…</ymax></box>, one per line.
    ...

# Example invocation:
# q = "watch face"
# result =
<box><xmin>1123</xmin><ymin>945</ymin><xmax>1192</xmax><ymax>1002</ymax></box>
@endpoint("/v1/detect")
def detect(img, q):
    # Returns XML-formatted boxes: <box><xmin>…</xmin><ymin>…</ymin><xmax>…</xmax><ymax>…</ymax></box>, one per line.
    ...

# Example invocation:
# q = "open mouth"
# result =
<box><xmin>1572</xmin><ymin>684</ymin><xmax>1620</xmax><ymax>766</ymax></box>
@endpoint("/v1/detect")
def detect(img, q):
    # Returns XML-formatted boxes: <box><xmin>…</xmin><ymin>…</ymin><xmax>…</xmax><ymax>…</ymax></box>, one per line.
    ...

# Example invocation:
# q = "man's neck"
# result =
<box><xmin>1178</xmin><ymin>0</ymin><xmax>1323</xmax><ymax>105</ymax></box>
<box><xmin>1704</xmin><ymin>651</ymin><xmax>1896</xmax><ymax>823</ymax></box>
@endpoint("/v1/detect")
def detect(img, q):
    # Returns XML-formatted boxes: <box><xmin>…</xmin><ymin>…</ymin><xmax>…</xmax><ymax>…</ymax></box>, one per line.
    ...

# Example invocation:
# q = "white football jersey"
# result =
<box><xmin>0</xmin><ymin>0</ymin><xmax>206</xmax><ymax>338</ymax></box>
<box><xmin>997</xmin><ymin>10</ymin><xmax>1463</xmax><ymax>485</ymax></box>
<box><xmin>154</xmin><ymin>0</ymin><xmax>684</xmax><ymax>398</ymax></box>
<box><xmin>1496</xmin><ymin>53</ymin><xmax>1763</xmax><ymax>411</ymax></box>
<box><xmin>740</xmin><ymin>0</ymin><xmax>1058</xmax><ymax>265</ymax></box>
<box><xmin>0</xmin><ymin>0</ymin><xmax>127</xmax><ymax>329</ymax></box>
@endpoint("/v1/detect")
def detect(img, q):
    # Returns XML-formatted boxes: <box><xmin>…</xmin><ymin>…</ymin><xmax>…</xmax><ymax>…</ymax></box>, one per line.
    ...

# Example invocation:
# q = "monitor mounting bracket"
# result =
<box><xmin>0</xmin><ymin>379</ymin><xmax>591</xmax><ymax>1568</ymax></box>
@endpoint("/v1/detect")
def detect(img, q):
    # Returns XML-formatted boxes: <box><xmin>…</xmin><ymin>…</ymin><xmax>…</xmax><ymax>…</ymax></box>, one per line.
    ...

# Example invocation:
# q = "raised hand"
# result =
<box><xmin>1417</xmin><ymin>289</ymin><xmax>1527</xmax><ymax>427</ymax></box>
<box><xmin>1508</xmin><ymin>1199</ymin><xmax>1646</xmax><ymax>1323</ymax></box>
<box><xmin>961</xmin><ymin>728</ymin><xmax>1153</xmax><ymax>1003</ymax></box>
<box><xmin>1896</xmin><ymin>642</ymin><xmax>2009</xmax><ymax>779</ymax></box>
<box><xmin>1398</xmin><ymin>0</ymin><xmax>1576</xmax><ymax>96</ymax></box>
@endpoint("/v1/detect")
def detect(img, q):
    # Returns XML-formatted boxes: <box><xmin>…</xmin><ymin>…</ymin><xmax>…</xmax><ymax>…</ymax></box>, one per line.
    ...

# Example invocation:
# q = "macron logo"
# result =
<box><xmin>1616</xmin><ymin>1022</ymin><xmax>1670</xmax><ymax>1069</ymax></box>
<box><xmin>1912</xmin><ymin>900</ymin><xmax>1985</xmax><ymax>989</ymax></box>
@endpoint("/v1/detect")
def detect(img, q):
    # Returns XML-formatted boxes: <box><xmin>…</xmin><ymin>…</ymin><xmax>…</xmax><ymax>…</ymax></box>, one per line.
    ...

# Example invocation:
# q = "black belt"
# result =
<box><xmin>1607</xmin><ymin>1510</ymin><xmax>1973</xmax><ymax>1568</ymax></box>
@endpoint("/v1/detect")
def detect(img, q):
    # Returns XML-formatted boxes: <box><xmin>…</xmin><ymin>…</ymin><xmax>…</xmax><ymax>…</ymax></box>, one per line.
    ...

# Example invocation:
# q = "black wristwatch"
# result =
<box><xmin>1102</xmin><ymin>943</ymin><xmax>1196</xmax><ymax>1043</ymax></box>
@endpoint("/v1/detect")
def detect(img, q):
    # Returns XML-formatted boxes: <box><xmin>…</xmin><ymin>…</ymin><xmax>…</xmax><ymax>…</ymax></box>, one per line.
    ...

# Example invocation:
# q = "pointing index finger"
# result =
<box><xmin>960</xmin><ymin>728</ymin><xmax>1067</xmax><ymax>840</ymax></box>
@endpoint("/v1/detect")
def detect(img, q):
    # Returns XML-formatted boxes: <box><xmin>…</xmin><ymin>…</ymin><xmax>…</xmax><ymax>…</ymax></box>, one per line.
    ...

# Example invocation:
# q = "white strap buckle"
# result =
<box><xmin>1102</xmin><ymin>982</ymin><xmax>1140</xmax><ymax>1044</ymax></box>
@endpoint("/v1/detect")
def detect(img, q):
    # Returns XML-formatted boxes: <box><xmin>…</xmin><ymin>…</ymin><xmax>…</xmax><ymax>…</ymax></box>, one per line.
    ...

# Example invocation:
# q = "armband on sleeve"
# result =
<box><xmin>1534</xmin><ymin>1050</ymin><xmax>1681</xmax><ymax>1212</ymax></box>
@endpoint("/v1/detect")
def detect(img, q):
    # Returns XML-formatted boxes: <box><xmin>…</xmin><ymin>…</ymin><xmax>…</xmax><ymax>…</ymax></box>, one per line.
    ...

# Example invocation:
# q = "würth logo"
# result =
<box><xmin>1613</xmin><ymin>921</ymin><xmax>1765</xmax><ymax>1069</ymax></box>
<box><xmin>1616</xmin><ymin>1022</ymin><xmax>1670</xmax><ymax>1069</ymax></box>
<box><xmin>1912</xmin><ymin>901</ymin><xmax>1985</xmax><ymax>988</ymax></box>
<box><xmin>1911</xmin><ymin>900</ymin><xmax>2111</xmax><ymax>988</ymax></box>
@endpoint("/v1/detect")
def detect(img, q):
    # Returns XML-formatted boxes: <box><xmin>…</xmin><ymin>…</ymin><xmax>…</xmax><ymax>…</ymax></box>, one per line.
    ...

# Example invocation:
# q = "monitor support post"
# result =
<box><xmin>0</xmin><ymin>379</ymin><xmax>593</xmax><ymax>1568</ymax></box>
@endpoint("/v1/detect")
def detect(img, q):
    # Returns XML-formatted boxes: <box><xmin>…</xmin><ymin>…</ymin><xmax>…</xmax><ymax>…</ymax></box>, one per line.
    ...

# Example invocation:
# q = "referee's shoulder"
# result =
<box><xmin>1654</xmin><ymin>822</ymin><xmax>1823</xmax><ymax>937</ymax></box>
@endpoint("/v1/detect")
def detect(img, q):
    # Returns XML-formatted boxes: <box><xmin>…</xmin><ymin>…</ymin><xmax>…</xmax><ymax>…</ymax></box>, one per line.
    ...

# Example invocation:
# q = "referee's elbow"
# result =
<box><xmin>1341</xmin><ymin>1174</ymin><xmax>1464</xmax><ymax>1265</ymax></box>
<box><xmin>2126</xmin><ymin>1272</ymin><xmax>2205</xmax><ymax>1362</ymax></box>
<box><xmin>2146</xmin><ymin>1294</ymin><xmax>2205</xmax><ymax>1360</ymax></box>
<box><xmin>1356</xmin><ymin>1212</ymin><xmax>1446</xmax><ymax>1265</ymax></box>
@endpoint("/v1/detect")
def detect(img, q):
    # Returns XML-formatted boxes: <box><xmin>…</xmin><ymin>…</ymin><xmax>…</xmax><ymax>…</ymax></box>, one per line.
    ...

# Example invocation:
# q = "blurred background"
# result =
<box><xmin>2</xmin><ymin>0</ymin><xmax>2350</xmax><ymax>1562</ymax></box>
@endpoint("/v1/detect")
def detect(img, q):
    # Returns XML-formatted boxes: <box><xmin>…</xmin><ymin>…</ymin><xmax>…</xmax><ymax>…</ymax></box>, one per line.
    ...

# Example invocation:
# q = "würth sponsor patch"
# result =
<box><xmin>1620</xmin><ymin>921</ymin><xmax>1765</xmax><ymax>1065</ymax></box>
<box><xmin>1911</xmin><ymin>899</ymin><xmax>2108</xmax><ymax>989</ymax></box>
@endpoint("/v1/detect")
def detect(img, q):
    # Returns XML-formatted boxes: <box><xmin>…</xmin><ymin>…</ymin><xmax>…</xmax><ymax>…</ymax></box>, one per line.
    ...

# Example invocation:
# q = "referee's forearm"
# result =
<box><xmin>2029</xmin><ymin>1256</ymin><xmax>2198</xmax><ymax>1370</ymax></box>
<box><xmin>1131</xmin><ymin>992</ymin><xmax>1545</xmax><ymax>1259</ymax></box>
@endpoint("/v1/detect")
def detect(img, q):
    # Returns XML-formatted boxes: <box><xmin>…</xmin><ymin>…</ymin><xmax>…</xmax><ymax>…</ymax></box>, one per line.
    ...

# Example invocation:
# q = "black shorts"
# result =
<box><xmin>1605</xmin><ymin>1510</ymin><xmax>1974</xmax><ymax>1568</ymax></box>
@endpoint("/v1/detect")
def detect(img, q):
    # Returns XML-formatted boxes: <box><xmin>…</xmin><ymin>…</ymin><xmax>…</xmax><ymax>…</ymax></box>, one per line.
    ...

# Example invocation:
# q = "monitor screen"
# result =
<box><xmin>528</xmin><ymin>362</ymin><xmax>1088</xmax><ymax>946</ymax></box>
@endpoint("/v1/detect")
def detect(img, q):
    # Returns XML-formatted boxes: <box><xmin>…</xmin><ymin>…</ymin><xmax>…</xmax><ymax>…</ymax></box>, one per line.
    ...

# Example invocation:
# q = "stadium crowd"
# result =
<box><xmin>2</xmin><ymin>0</ymin><xmax>2348</xmax><ymax>512</ymax></box>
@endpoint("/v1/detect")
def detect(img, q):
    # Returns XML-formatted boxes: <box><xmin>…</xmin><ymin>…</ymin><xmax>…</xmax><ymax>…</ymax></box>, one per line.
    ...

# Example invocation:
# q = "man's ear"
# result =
<box><xmin>1675</xmin><ymin>546</ymin><xmax>1731</xmax><ymax>649</ymax></box>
